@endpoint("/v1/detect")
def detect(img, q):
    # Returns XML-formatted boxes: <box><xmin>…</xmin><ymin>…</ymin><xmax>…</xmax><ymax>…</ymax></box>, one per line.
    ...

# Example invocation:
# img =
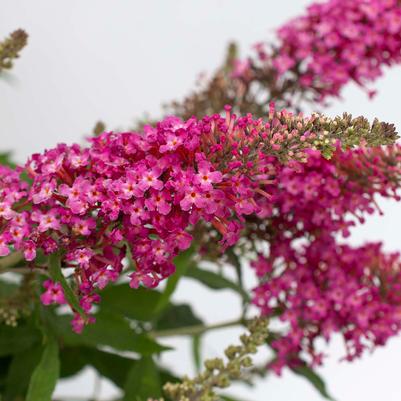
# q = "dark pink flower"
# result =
<box><xmin>0</xmin><ymin>234</ymin><xmax>10</xmax><ymax>257</ymax></box>
<box><xmin>40</xmin><ymin>280</ymin><xmax>66</xmax><ymax>305</ymax></box>
<box><xmin>138</xmin><ymin>167</ymin><xmax>163</xmax><ymax>192</ymax></box>
<box><xmin>23</xmin><ymin>240</ymin><xmax>36</xmax><ymax>261</ymax></box>
<box><xmin>194</xmin><ymin>161</ymin><xmax>223</xmax><ymax>190</ymax></box>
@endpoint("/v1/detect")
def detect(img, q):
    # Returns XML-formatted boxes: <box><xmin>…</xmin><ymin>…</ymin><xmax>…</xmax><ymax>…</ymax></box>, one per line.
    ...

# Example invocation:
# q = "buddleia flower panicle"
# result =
<box><xmin>167</xmin><ymin>0</ymin><xmax>401</xmax><ymax>119</ymax></box>
<box><xmin>250</xmin><ymin>145</ymin><xmax>401</xmax><ymax>372</ymax></box>
<box><xmin>0</xmin><ymin>108</ymin><xmax>395</xmax><ymax>331</ymax></box>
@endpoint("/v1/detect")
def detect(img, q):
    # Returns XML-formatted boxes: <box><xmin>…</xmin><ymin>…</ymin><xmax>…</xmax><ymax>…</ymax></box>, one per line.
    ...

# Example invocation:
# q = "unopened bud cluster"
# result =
<box><xmin>0</xmin><ymin>275</ymin><xmax>35</xmax><ymax>326</ymax></box>
<box><xmin>164</xmin><ymin>318</ymin><xmax>268</xmax><ymax>401</ymax></box>
<box><xmin>0</xmin><ymin>29</ymin><xmax>28</xmax><ymax>72</ymax></box>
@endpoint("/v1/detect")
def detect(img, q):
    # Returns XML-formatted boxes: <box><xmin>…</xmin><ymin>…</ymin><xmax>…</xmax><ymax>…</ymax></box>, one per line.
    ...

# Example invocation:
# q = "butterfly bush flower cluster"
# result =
<box><xmin>166</xmin><ymin>0</ymin><xmax>401</xmax><ymax>124</ymax></box>
<box><xmin>253</xmin><ymin>239</ymin><xmax>401</xmax><ymax>374</ymax></box>
<box><xmin>250</xmin><ymin>145</ymin><xmax>401</xmax><ymax>372</ymax></box>
<box><xmin>1</xmin><ymin>107</ymin><xmax>392</xmax><ymax>331</ymax></box>
<box><xmin>223</xmin><ymin>0</ymin><xmax>401</xmax><ymax>113</ymax></box>
<box><xmin>275</xmin><ymin>0</ymin><xmax>401</xmax><ymax>99</ymax></box>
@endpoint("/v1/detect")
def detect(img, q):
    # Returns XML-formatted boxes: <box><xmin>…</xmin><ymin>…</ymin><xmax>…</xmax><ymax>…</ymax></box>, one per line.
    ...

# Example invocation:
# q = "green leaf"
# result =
<box><xmin>0</xmin><ymin>324</ymin><xmax>41</xmax><ymax>356</ymax></box>
<box><xmin>61</xmin><ymin>346</ymin><xmax>177</xmax><ymax>391</ymax></box>
<box><xmin>155</xmin><ymin>247</ymin><xmax>195</xmax><ymax>314</ymax></box>
<box><xmin>84</xmin><ymin>348</ymin><xmax>135</xmax><ymax>389</ymax></box>
<box><xmin>192</xmin><ymin>334</ymin><xmax>202</xmax><ymax>373</ymax></box>
<box><xmin>49</xmin><ymin>311</ymin><xmax>169</xmax><ymax>355</ymax></box>
<box><xmin>0</xmin><ymin>152</ymin><xmax>16</xmax><ymax>168</ymax></box>
<box><xmin>59</xmin><ymin>347</ymin><xmax>87</xmax><ymax>379</ymax></box>
<box><xmin>185</xmin><ymin>266</ymin><xmax>250</xmax><ymax>302</ymax></box>
<box><xmin>26</xmin><ymin>336</ymin><xmax>59</xmax><ymax>401</ymax></box>
<box><xmin>5</xmin><ymin>344</ymin><xmax>43</xmax><ymax>401</ymax></box>
<box><xmin>226</xmin><ymin>248</ymin><xmax>245</xmax><ymax>294</ymax></box>
<box><xmin>292</xmin><ymin>365</ymin><xmax>336</xmax><ymax>401</ymax></box>
<box><xmin>156</xmin><ymin>303</ymin><xmax>203</xmax><ymax>331</ymax></box>
<box><xmin>124</xmin><ymin>356</ymin><xmax>161</xmax><ymax>401</ymax></box>
<box><xmin>221</xmin><ymin>396</ymin><xmax>252</xmax><ymax>401</ymax></box>
<box><xmin>101</xmin><ymin>285</ymin><xmax>162</xmax><ymax>321</ymax></box>
<box><xmin>0</xmin><ymin>355</ymin><xmax>12</xmax><ymax>388</ymax></box>
<box><xmin>59</xmin><ymin>346</ymin><xmax>137</xmax><ymax>388</ymax></box>
<box><xmin>48</xmin><ymin>253</ymin><xmax>84</xmax><ymax>316</ymax></box>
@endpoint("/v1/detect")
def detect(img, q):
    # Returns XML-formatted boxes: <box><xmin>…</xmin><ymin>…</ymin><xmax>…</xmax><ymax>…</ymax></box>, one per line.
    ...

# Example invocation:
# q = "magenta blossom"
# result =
<box><xmin>40</xmin><ymin>280</ymin><xmax>67</xmax><ymax>306</ymax></box>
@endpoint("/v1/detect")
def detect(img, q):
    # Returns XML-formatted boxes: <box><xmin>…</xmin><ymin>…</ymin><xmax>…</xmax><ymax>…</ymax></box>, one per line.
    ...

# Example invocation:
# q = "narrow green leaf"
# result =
<box><xmin>84</xmin><ymin>347</ymin><xmax>135</xmax><ymax>389</ymax></box>
<box><xmin>292</xmin><ymin>365</ymin><xmax>336</xmax><ymax>401</ymax></box>
<box><xmin>26</xmin><ymin>336</ymin><xmax>59</xmax><ymax>401</ymax></box>
<box><xmin>5</xmin><ymin>344</ymin><xmax>43</xmax><ymax>401</ymax></box>
<box><xmin>49</xmin><ymin>311</ymin><xmax>169</xmax><ymax>355</ymax></box>
<box><xmin>48</xmin><ymin>253</ymin><xmax>84</xmax><ymax>316</ymax></box>
<box><xmin>192</xmin><ymin>334</ymin><xmax>202</xmax><ymax>373</ymax></box>
<box><xmin>0</xmin><ymin>324</ymin><xmax>40</xmax><ymax>357</ymax></box>
<box><xmin>221</xmin><ymin>396</ymin><xmax>252</xmax><ymax>401</ymax></box>
<box><xmin>185</xmin><ymin>266</ymin><xmax>250</xmax><ymax>302</ymax></box>
<box><xmin>124</xmin><ymin>356</ymin><xmax>161</xmax><ymax>401</ymax></box>
<box><xmin>101</xmin><ymin>285</ymin><xmax>162</xmax><ymax>321</ymax></box>
<box><xmin>61</xmin><ymin>347</ymin><xmax>176</xmax><ymax>391</ymax></box>
<box><xmin>0</xmin><ymin>356</ymin><xmax>12</xmax><ymax>387</ymax></box>
<box><xmin>155</xmin><ymin>247</ymin><xmax>194</xmax><ymax>314</ymax></box>
<box><xmin>226</xmin><ymin>249</ymin><xmax>246</xmax><ymax>300</ymax></box>
<box><xmin>156</xmin><ymin>303</ymin><xmax>203</xmax><ymax>331</ymax></box>
<box><xmin>59</xmin><ymin>347</ymin><xmax>87</xmax><ymax>379</ymax></box>
<box><xmin>226</xmin><ymin>249</ymin><xmax>249</xmax><ymax>317</ymax></box>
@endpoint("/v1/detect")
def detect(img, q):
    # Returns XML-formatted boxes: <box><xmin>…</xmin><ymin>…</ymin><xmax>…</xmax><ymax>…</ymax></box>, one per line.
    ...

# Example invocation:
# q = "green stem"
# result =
<box><xmin>0</xmin><ymin>251</ymin><xmax>23</xmax><ymax>270</ymax></box>
<box><xmin>151</xmin><ymin>318</ymin><xmax>248</xmax><ymax>338</ymax></box>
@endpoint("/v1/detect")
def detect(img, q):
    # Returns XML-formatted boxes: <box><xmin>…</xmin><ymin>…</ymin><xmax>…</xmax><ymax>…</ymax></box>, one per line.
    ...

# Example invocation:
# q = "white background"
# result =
<box><xmin>1</xmin><ymin>1</ymin><xmax>401</xmax><ymax>400</ymax></box>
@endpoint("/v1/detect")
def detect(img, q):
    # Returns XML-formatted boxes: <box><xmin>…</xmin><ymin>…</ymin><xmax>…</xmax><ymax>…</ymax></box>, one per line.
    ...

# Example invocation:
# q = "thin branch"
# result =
<box><xmin>150</xmin><ymin>317</ymin><xmax>248</xmax><ymax>338</ymax></box>
<box><xmin>0</xmin><ymin>251</ymin><xmax>23</xmax><ymax>270</ymax></box>
<box><xmin>0</xmin><ymin>266</ymin><xmax>50</xmax><ymax>276</ymax></box>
